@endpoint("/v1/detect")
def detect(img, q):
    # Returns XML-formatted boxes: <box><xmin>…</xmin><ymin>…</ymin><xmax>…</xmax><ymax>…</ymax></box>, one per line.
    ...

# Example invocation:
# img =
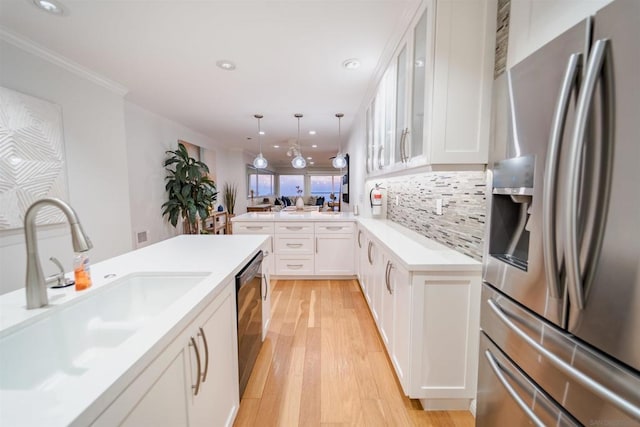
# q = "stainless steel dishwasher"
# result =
<box><xmin>235</xmin><ymin>250</ymin><xmax>263</xmax><ymax>397</ymax></box>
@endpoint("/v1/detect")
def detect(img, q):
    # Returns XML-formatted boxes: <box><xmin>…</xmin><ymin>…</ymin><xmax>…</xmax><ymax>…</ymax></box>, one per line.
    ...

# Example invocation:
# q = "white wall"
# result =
<box><xmin>343</xmin><ymin>108</ymin><xmax>368</xmax><ymax>215</ymax></box>
<box><xmin>124</xmin><ymin>102</ymin><xmax>239</xmax><ymax>245</ymax></box>
<box><xmin>507</xmin><ymin>0</ymin><xmax>613</xmax><ymax>68</ymax></box>
<box><xmin>0</xmin><ymin>40</ymin><xmax>133</xmax><ymax>294</ymax></box>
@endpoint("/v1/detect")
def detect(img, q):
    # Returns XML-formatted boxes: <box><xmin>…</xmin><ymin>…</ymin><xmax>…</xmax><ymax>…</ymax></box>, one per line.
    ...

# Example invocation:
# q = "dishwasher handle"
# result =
<box><xmin>237</xmin><ymin>251</ymin><xmax>263</xmax><ymax>285</ymax></box>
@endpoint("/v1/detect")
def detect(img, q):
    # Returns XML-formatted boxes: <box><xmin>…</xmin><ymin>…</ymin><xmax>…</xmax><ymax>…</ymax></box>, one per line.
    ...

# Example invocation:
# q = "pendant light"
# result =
<box><xmin>291</xmin><ymin>113</ymin><xmax>306</xmax><ymax>169</ymax></box>
<box><xmin>332</xmin><ymin>113</ymin><xmax>347</xmax><ymax>169</ymax></box>
<box><xmin>252</xmin><ymin>114</ymin><xmax>268</xmax><ymax>169</ymax></box>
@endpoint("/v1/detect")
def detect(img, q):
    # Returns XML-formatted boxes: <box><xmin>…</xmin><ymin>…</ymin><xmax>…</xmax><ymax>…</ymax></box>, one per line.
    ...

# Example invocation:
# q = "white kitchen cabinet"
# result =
<box><xmin>379</xmin><ymin>254</ymin><xmax>394</xmax><ymax>348</ymax></box>
<box><xmin>315</xmin><ymin>234</ymin><xmax>354</xmax><ymax>275</ymax></box>
<box><xmin>365</xmin><ymin>0</ymin><xmax>495</xmax><ymax>175</ymax></box>
<box><xmin>377</xmin><ymin>250</ymin><xmax>411</xmax><ymax>394</ymax></box>
<box><xmin>368</xmin><ymin>238</ymin><xmax>384</xmax><ymax>322</ymax></box>
<box><xmin>314</xmin><ymin>222</ymin><xmax>355</xmax><ymax>276</ymax></box>
<box><xmin>188</xmin><ymin>283</ymin><xmax>239</xmax><ymax>427</ymax></box>
<box><xmin>234</xmin><ymin>218</ymin><xmax>356</xmax><ymax>277</ymax></box>
<box><xmin>261</xmin><ymin>251</ymin><xmax>271</xmax><ymax>341</ymax></box>
<box><xmin>95</xmin><ymin>280</ymin><xmax>239</xmax><ymax>427</ymax></box>
<box><xmin>355</xmin><ymin>226</ymin><xmax>364</xmax><ymax>283</ymax></box>
<box><xmin>357</xmin><ymin>220</ymin><xmax>481</xmax><ymax>410</ymax></box>
<box><xmin>390</xmin><ymin>260</ymin><xmax>411</xmax><ymax>392</ymax></box>
<box><xmin>410</xmin><ymin>272</ymin><xmax>479</xmax><ymax>405</ymax></box>
<box><xmin>233</xmin><ymin>222</ymin><xmax>274</xmax><ymax>274</ymax></box>
<box><xmin>118</xmin><ymin>350</ymin><xmax>190</xmax><ymax>427</ymax></box>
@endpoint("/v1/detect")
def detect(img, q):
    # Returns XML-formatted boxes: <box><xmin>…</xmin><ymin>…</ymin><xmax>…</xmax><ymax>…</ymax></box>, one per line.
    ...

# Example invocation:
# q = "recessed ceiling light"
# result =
<box><xmin>310</xmin><ymin>161</ymin><xmax>315</xmax><ymax>165</ymax></box>
<box><xmin>309</xmin><ymin>130</ymin><xmax>316</xmax><ymax>135</ymax></box>
<box><xmin>311</xmin><ymin>144</ymin><xmax>318</xmax><ymax>148</ymax></box>
<box><xmin>273</xmin><ymin>145</ymin><xmax>280</xmax><ymax>148</ymax></box>
<box><xmin>342</xmin><ymin>58</ymin><xmax>360</xmax><ymax>70</ymax></box>
<box><xmin>216</xmin><ymin>60</ymin><xmax>236</xmax><ymax>71</ymax></box>
<box><xmin>259</xmin><ymin>131</ymin><xmax>265</xmax><ymax>135</ymax></box>
<box><xmin>32</xmin><ymin>0</ymin><xmax>65</xmax><ymax>15</ymax></box>
<box><xmin>306</xmin><ymin>156</ymin><xmax>312</xmax><ymax>160</ymax></box>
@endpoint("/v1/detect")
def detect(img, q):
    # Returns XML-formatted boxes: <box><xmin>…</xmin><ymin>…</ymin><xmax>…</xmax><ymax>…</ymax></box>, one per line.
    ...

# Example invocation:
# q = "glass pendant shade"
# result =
<box><xmin>291</xmin><ymin>113</ymin><xmax>305</xmax><ymax>169</ymax></box>
<box><xmin>292</xmin><ymin>154</ymin><xmax>306</xmax><ymax>169</ymax></box>
<box><xmin>253</xmin><ymin>153</ymin><xmax>268</xmax><ymax>169</ymax></box>
<box><xmin>332</xmin><ymin>154</ymin><xmax>347</xmax><ymax>169</ymax></box>
<box><xmin>333</xmin><ymin>113</ymin><xmax>346</xmax><ymax>169</ymax></box>
<box><xmin>252</xmin><ymin>114</ymin><xmax>268</xmax><ymax>169</ymax></box>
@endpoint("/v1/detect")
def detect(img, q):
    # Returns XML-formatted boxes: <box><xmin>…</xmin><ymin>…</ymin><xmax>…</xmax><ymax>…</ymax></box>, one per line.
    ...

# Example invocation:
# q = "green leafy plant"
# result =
<box><xmin>161</xmin><ymin>143</ymin><xmax>217</xmax><ymax>234</ymax></box>
<box><xmin>223</xmin><ymin>182</ymin><xmax>237</xmax><ymax>215</ymax></box>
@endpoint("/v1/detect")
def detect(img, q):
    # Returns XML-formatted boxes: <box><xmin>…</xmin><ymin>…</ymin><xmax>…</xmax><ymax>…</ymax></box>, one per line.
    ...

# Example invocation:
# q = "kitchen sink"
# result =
<box><xmin>0</xmin><ymin>272</ymin><xmax>208</xmax><ymax>391</ymax></box>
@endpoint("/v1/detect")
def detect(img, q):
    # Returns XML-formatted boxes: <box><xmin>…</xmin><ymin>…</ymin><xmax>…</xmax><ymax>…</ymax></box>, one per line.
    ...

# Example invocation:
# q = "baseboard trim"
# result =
<box><xmin>419</xmin><ymin>398</ymin><xmax>472</xmax><ymax>411</ymax></box>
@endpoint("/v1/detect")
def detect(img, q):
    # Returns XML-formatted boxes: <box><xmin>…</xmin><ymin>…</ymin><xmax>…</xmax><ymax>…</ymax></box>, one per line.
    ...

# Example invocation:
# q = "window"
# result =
<box><xmin>310</xmin><ymin>175</ymin><xmax>342</xmax><ymax>199</ymax></box>
<box><xmin>278</xmin><ymin>175</ymin><xmax>304</xmax><ymax>197</ymax></box>
<box><xmin>247</xmin><ymin>166</ymin><xmax>274</xmax><ymax>197</ymax></box>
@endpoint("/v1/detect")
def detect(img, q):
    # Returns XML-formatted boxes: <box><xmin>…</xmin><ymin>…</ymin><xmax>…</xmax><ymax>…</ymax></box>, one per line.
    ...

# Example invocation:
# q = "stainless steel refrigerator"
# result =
<box><xmin>478</xmin><ymin>0</ymin><xmax>640</xmax><ymax>425</ymax></box>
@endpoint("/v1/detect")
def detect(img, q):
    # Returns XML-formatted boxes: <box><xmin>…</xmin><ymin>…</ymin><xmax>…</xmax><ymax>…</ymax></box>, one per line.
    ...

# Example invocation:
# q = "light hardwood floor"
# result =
<box><xmin>234</xmin><ymin>279</ymin><xmax>475</xmax><ymax>427</ymax></box>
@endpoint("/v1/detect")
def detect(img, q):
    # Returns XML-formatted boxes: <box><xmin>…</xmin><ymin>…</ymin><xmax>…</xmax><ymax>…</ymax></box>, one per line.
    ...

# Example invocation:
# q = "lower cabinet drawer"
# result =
<box><xmin>275</xmin><ymin>255</ymin><xmax>314</xmax><ymax>275</ymax></box>
<box><xmin>232</xmin><ymin>222</ymin><xmax>275</xmax><ymax>234</ymax></box>
<box><xmin>275</xmin><ymin>235</ymin><xmax>314</xmax><ymax>254</ymax></box>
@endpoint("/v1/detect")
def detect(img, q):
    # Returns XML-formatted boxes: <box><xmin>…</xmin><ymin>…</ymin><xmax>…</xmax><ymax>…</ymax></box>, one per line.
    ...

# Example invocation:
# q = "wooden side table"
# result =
<box><xmin>203</xmin><ymin>211</ymin><xmax>228</xmax><ymax>234</ymax></box>
<box><xmin>247</xmin><ymin>204</ymin><xmax>273</xmax><ymax>212</ymax></box>
<box><xmin>327</xmin><ymin>201</ymin><xmax>341</xmax><ymax>212</ymax></box>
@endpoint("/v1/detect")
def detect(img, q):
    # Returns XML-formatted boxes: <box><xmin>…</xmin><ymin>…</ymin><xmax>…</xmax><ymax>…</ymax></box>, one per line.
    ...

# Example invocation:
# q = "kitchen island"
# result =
<box><xmin>232</xmin><ymin>211</ymin><xmax>357</xmax><ymax>277</ymax></box>
<box><xmin>0</xmin><ymin>234</ymin><xmax>269</xmax><ymax>427</ymax></box>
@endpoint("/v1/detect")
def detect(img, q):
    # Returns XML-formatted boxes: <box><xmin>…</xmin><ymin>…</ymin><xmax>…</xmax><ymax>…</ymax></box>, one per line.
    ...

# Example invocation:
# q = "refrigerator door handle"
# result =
<box><xmin>543</xmin><ymin>52</ymin><xmax>582</xmax><ymax>298</ymax></box>
<box><xmin>565</xmin><ymin>39</ymin><xmax>613</xmax><ymax>310</ymax></box>
<box><xmin>484</xmin><ymin>350</ymin><xmax>546</xmax><ymax>427</ymax></box>
<box><xmin>487</xmin><ymin>298</ymin><xmax>640</xmax><ymax>420</ymax></box>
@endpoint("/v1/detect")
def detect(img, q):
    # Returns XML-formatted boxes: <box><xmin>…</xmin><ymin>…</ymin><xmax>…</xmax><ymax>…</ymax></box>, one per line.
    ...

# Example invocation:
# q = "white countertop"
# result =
<box><xmin>0</xmin><ymin>234</ymin><xmax>268</xmax><ymax>427</ymax></box>
<box><xmin>357</xmin><ymin>219</ymin><xmax>481</xmax><ymax>272</ymax></box>
<box><xmin>232</xmin><ymin>211</ymin><xmax>356</xmax><ymax>222</ymax></box>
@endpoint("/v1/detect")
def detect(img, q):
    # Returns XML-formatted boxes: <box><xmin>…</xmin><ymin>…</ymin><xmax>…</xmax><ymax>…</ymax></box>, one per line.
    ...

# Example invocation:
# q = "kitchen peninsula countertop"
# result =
<box><xmin>232</xmin><ymin>211</ymin><xmax>356</xmax><ymax>221</ymax></box>
<box><xmin>0</xmin><ymin>234</ymin><xmax>268</xmax><ymax>427</ymax></box>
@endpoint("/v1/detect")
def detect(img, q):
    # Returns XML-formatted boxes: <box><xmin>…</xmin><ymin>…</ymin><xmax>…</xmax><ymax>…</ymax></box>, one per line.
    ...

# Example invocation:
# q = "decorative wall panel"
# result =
<box><xmin>0</xmin><ymin>87</ymin><xmax>69</xmax><ymax>229</ymax></box>
<box><xmin>385</xmin><ymin>171</ymin><xmax>487</xmax><ymax>261</ymax></box>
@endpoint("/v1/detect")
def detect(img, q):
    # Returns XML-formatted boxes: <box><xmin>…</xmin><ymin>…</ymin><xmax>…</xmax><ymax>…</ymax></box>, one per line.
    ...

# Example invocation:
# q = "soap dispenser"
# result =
<box><xmin>74</xmin><ymin>252</ymin><xmax>93</xmax><ymax>291</ymax></box>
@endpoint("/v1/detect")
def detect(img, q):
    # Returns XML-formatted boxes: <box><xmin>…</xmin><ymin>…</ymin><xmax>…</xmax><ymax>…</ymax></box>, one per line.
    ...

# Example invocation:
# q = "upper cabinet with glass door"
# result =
<box><xmin>365</xmin><ymin>0</ymin><xmax>496</xmax><ymax>176</ymax></box>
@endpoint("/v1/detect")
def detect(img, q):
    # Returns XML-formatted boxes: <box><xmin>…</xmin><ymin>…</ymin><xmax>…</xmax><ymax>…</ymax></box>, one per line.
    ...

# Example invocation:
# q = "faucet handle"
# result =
<box><xmin>47</xmin><ymin>257</ymin><xmax>75</xmax><ymax>289</ymax></box>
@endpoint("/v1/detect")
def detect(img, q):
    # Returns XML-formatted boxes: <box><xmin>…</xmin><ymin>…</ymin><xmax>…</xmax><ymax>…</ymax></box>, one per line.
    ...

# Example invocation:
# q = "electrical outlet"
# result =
<box><xmin>436</xmin><ymin>199</ymin><xmax>443</xmax><ymax>215</ymax></box>
<box><xmin>395</xmin><ymin>195</ymin><xmax>399</xmax><ymax>206</ymax></box>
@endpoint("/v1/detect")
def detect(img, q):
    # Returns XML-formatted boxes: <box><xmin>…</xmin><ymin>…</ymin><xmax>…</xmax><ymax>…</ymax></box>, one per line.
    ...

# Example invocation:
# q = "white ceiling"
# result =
<box><xmin>0</xmin><ymin>0</ymin><xmax>420</xmax><ymax>167</ymax></box>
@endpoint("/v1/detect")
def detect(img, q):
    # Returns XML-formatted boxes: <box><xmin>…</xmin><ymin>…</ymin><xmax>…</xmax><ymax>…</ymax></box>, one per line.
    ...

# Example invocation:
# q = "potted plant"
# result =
<box><xmin>223</xmin><ymin>182</ymin><xmax>237</xmax><ymax>216</ymax></box>
<box><xmin>161</xmin><ymin>143</ymin><xmax>217</xmax><ymax>234</ymax></box>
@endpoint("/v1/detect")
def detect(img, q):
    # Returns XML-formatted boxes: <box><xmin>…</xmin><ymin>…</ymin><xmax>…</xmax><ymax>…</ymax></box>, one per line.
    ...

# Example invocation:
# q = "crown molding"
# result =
<box><xmin>0</xmin><ymin>26</ymin><xmax>128</xmax><ymax>97</ymax></box>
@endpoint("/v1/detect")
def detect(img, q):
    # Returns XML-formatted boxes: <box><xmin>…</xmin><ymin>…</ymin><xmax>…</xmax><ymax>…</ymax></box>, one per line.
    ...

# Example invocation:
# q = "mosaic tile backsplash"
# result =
<box><xmin>385</xmin><ymin>171</ymin><xmax>487</xmax><ymax>261</ymax></box>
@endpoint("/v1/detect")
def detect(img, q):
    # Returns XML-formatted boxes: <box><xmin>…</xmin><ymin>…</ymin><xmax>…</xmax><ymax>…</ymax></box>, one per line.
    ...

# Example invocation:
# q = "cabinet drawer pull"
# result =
<box><xmin>286</xmin><ymin>264</ymin><xmax>304</xmax><ymax>269</ymax></box>
<box><xmin>315</xmin><ymin>237</ymin><xmax>318</xmax><ymax>254</ymax></box>
<box><xmin>285</xmin><ymin>226</ymin><xmax>303</xmax><ymax>231</ymax></box>
<box><xmin>189</xmin><ymin>336</ymin><xmax>202</xmax><ymax>396</ymax></box>
<box><xmin>263</xmin><ymin>275</ymin><xmax>268</xmax><ymax>301</ymax></box>
<box><xmin>357</xmin><ymin>230</ymin><xmax>362</xmax><ymax>248</ymax></box>
<box><xmin>246</xmin><ymin>226</ymin><xmax>264</xmax><ymax>230</ymax></box>
<box><xmin>325</xmin><ymin>226</ymin><xmax>343</xmax><ymax>231</ymax></box>
<box><xmin>198</xmin><ymin>327</ymin><xmax>209</xmax><ymax>383</ymax></box>
<box><xmin>286</xmin><ymin>243</ymin><xmax>303</xmax><ymax>248</ymax></box>
<box><xmin>386</xmin><ymin>261</ymin><xmax>394</xmax><ymax>295</ymax></box>
<box><xmin>367</xmin><ymin>241</ymin><xmax>373</xmax><ymax>265</ymax></box>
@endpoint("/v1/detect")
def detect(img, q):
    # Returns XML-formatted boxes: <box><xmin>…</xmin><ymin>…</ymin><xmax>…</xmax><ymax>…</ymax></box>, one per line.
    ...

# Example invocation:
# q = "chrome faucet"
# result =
<box><xmin>24</xmin><ymin>198</ymin><xmax>93</xmax><ymax>309</ymax></box>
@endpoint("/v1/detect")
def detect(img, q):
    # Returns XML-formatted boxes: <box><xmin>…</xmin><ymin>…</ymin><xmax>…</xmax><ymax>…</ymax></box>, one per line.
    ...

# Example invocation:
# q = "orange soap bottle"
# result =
<box><xmin>74</xmin><ymin>252</ymin><xmax>93</xmax><ymax>291</ymax></box>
